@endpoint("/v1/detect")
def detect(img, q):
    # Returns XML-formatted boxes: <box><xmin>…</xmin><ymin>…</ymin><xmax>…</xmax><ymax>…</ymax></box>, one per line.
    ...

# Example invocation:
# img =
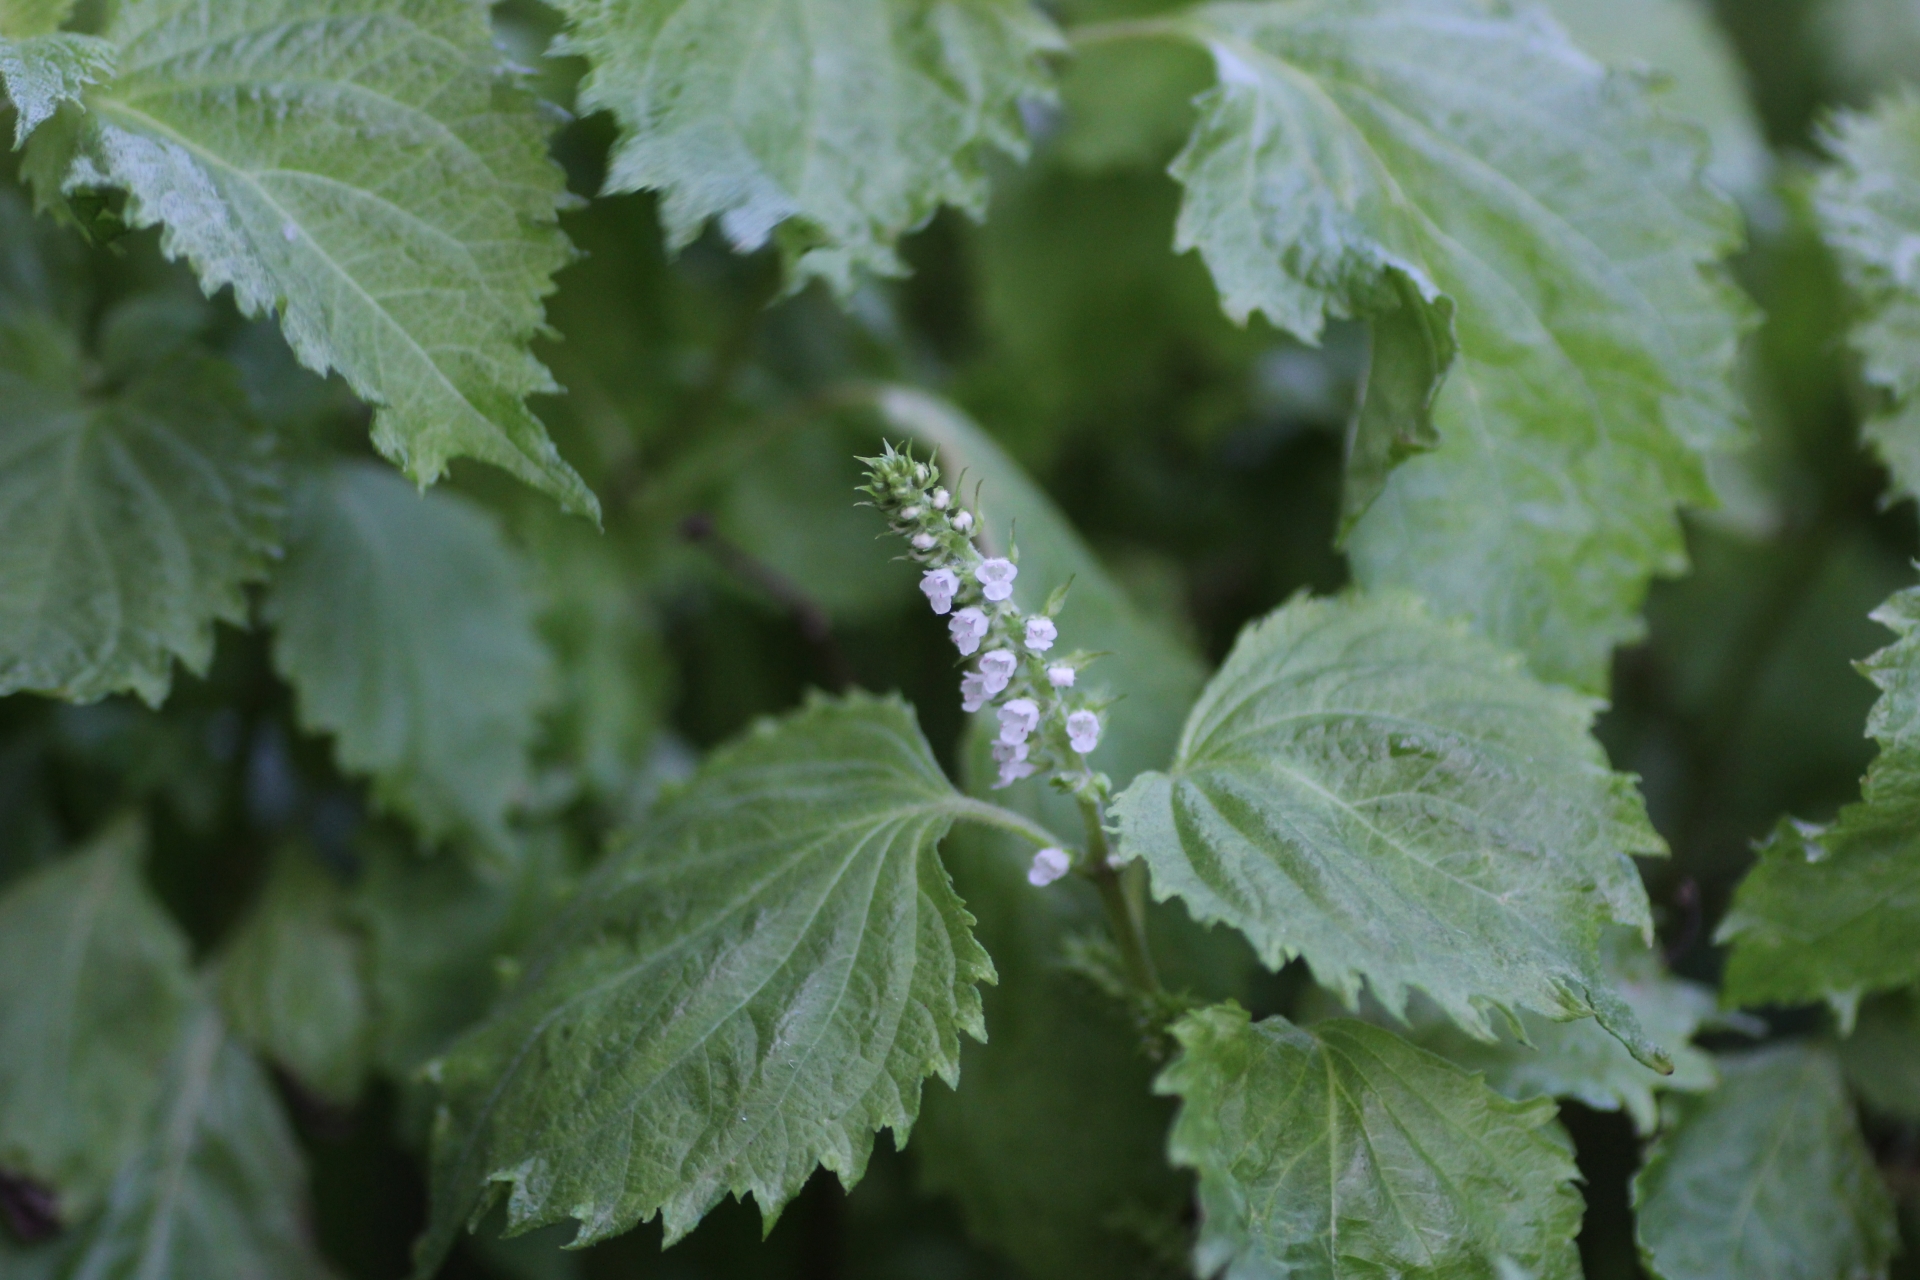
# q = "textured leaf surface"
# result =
<box><xmin>1720</xmin><ymin>586</ymin><xmax>1920</xmax><ymax>1008</ymax></box>
<box><xmin>52</xmin><ymin>1002</ymin><xmax>338</xmax><ymax>1280</ymax></box>
<box><xmin>1161</xmin><ymin>1005</ymin><xmax>1583</xmax><ymax>1280</ymax></box>
<box><xmin>22</xmin><ymin>0</ymin><xmax>594</xmax><ymax>514</ymax></box>
<box><xmin>1113</xmin><ymin>591</ymin><xmax>1665</xmax><ymax>1058</ymax></box>
<box><xmin>0</xmin><ymin>819</ymin><xmax>193</xmax><ymax>1224</ymax></box>
<box><xmin>0</xmin><ymin>311</ymin><xmax>281</xmax><ymax>707</ymax></box>
<box><xmin>1394</xmin><ymin>930</ymin><xmax>1717</xmax><ymax>1134</ymax></box>
<box><xmin>1634</xmin><ymin>1044</ymin><xmax>1897</xmax><ymax>1280</ymax></box>
<box><xmin>1162</xmin><ymin>0</ymin><xmax>1749</xmax><ymax>688</ymax></box>
<box><xmin>0</xmin><ymin>32</ymin><xmax>112</xmax><ymax>144</ymax></box>
<box><xmin>264</xmin><ymin>461</ymin><xmax>550</xmax><ymax>854</ymax></box>
<box><xmin>556</xmin><ymin>0</ymin><xmax>1062</xmax><ymax>292</ymax></box>
<box><xmin>216</xmin><ymin>847</ymin><xmax>370</xmax><ymax>1105</ymax></box>
<box><xmin>1817</xmin><ymin>94</ymin><xmax>1920</xmax><ymax>506</ymax></box>
<box><xmin>419</xmin><ymin>693</ymin><xmax>992</xmax><ymax>1265</ymax></box>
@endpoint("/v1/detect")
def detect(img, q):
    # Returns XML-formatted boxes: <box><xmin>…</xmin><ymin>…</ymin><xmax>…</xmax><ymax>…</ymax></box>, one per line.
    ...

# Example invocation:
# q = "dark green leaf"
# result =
<box><xmin>0</xmin><ymin>312</ymin><xmax>281</xmax><ymax>706</ymax></box>
<box><xmin>52</xmin><ymin>1002</ymin><xmax>339</xmax><ymax>1280</ymax></box>
<box><xmin>1634</xmin><ymin>1043</ymin><xmax>1897</xmax><ymax>1280</ymax></box>
<box><xmin>264</xmin><ymin>461</ymin><xmax>551</xmax><ymax>855</ymax></box>
<box><xmin>1161</xmin><ymin>1004</ymin><xmax>1584</xmax><ymax>1280</ymax></box>
<box><xmin>216</xmin><ymin>846</ymin><xmax>371</xmax><ymax>1105</ymax></box>
<box><xmin>0</xmin><ymin>818</ymin><xmax>193</xmax><ymax>1224</ymax></box>
<box><xmin>1113</xmin><ymin>590</ymin><xmax>1667</xmax><ymax>1061</ymax></box>
<box><xmin>418</xmin><ymin>693</ymin><xmax>993</xmax><ymax>1265</ymax></box>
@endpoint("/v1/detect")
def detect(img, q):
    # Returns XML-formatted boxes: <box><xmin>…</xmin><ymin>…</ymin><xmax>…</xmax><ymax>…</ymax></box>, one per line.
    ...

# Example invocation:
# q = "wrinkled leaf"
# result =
<box><xmin>1160</xmin><ymin>0</ymin><xmax>1749</xmax><ymax>689</ymax></box>
<box><xmin>1114</xmin><ymin>590</ymin><xmax>1666</xmax><ymax>1061</ymax></box>
<box><xmin>0</xmin><ymin>312</ymin><xmax>281</xmax><ymax>707</ymax></box>
<box><xmin>418</xmin><ymin>693</ymin><xmax>993</xmax><ymax>1266</ymax></box>
<box><xmin>1161</xmin><ymin>1005</ymin><xmax>1584</xmax><ymax>1280</ymax></box>
<box><xmin>0</xmin><ymin>33</ymin><xmax>111</xmax><ymax>145</ymax></box>
<box><xmin>21</xmin><ymin>0</ymin><xmax>595</xmax><ymax>514</ymax></box>
<box><xmin>556</xmin><ymin>0</ymin><xmax>1063</xmax><ymax>292</ymax></box>
<box><xmin>1634</xmin><ymin>1043</ymin><xmax>1897</xmax><ymax>1280</ymax></box>
<box><xmin>264</xmin><ymin>461</ymin><xmax>551</xmax><ymax>856</ymax></box>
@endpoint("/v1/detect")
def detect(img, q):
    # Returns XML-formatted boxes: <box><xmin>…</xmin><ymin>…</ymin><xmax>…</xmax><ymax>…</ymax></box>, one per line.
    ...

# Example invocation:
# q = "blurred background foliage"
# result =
<box><xmin>3</xmin><ymin>0</ymin><xmax>1918</xmax><ymax>1277</ymax></box>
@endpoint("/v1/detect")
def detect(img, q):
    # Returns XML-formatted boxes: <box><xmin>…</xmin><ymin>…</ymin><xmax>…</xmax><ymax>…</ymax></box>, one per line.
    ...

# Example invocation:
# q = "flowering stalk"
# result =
<box><xmin>860</xmin><ymin>444</ymin><xmax>1160</xmax><ymax>992</ymax></box>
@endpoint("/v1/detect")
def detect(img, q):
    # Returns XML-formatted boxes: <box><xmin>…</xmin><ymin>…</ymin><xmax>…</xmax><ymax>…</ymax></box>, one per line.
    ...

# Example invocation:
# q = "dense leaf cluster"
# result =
<box><xmin>2</xmin><ymin>1</ymin><xmax>1920</xmax><ymax>1278</ymax></box>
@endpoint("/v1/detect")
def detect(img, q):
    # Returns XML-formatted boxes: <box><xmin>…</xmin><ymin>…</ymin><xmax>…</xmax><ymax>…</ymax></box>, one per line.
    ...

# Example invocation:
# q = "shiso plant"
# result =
<box><xmin>4</xmin><ymin>1</ymin><xmax>1920</xmax><ymax>1278</ymax></box>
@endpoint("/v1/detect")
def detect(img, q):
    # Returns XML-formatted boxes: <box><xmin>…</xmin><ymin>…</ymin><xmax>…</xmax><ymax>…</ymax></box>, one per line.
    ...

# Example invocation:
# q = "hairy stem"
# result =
<box><xmin>1079</xmin><ymin>794</ymin><xmax>1161</xmax><ymax>995</ymax></box>
<box><xmin>948</xmin><ymin>796</ymin><xmax>1063</xmax><ymax>850</ymax></box>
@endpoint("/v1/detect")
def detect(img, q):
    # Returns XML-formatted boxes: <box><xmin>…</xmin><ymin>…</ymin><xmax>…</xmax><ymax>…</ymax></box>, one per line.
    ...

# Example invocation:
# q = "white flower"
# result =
<box><xmin>931</xmin><ymin>488</ymin><xmax>951</xmax><ymax>510</ymax></box>
<box><xmin>998</xmin><ymin>698</ymin><xmax>1041</xmax><ymax>744</ymax></box>
<box><xmin>953</xmin><ymin>510</ymin><xmax>974</xmax><ymax>533</ymax></box>
<box><xmin>991</xmin><ymin>740</ymin><xmax>1036</xmax><ymax>789</ymax></box>
<box><xmin>1067</xmin><ymin>709</ymin><xmax>1101</xmax><ymax>755</ymax></box>
<box><xmin>950</xmin><ymin>607</ymin><xmax>989</xmax><ymax>656</ymax></box>
<box><xmin>975</xmin><ymin>557</ymin><xmax>1018</xmax><ymax>602</ymax></box>
<box><xmin>901</xmin><ymin>504</ymin><xmax>922</xmax><ymax>520</ymax></box>
<box><xmin>1047</xmin><ymin>664</ymin><xmax>1076</xmax><ymax>689</ymax></box>
<box><xmin>1027</xmin><ymin>847</ymin><xmax>1071</xmax><ymax>887</ymax></box>
<box><xmin>978</xmin><ymin>648</ymin><xmax>1018</xmax><ymax>696</ymax></box>
<box><xmin>1024</xmin><ymin>617</ymin><xmax>1057</xmax><ymax>652</ymax></box>
<box><xmin>960</xmin><ymin>672</ymin><xmax>990</xmax><ymax>714</ymax></box>
<box><xmin>911</xmin><ymin>532</ymin><xmax>936</xmax><ymax>551</ymax></box>
<box><xmin>920</xmin><ymin>568</ymin><xmax>959</xmax><ymax>615</ymax></box>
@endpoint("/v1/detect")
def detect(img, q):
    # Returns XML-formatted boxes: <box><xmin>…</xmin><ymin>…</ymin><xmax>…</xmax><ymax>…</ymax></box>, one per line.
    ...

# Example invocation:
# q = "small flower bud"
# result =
<box><xmin>920</xmin><ymin>568</ymin><xmax>959</xmax><ymax>615</ymax></box>
<box><xmin>976</xmin><ymin>557</ymin><xmax>1017</xmax><ymax>602</ymax></box>
<box><xmin>952</xmin><ymin>510</ymin><xmax>974</xmax><ymax>533</ymax></box>
<box><xmin>1027</xmin><ymin>847</ymin><xmax>1071</xmax><ymax>887</ymax></box>
<box><xmin>1067</xmin><ymin>709</ymin><xmax>1101</xmax><ymax>755</ymax></box>
<box><xmin>931</xmin><ymin>488</ymin><xmax>951</xmax><ymax>510</ymax></box>
<box><xmin>911</xmin><ymin>533</ymin><xmax>936</xmax><ymax>551</ymax></box>
<box><xmin>960</xmin><ymin>672</ymin><xmax>990</xmax><ymax>714</ymax></box>
<box><xmin>978</xmin><ymin>649</ymin><xmax>1018</xmax><ymax>696</ymax></box>
<box><xmin>1024</xmin><ymin>617</ymin><xmax>1057</xmax><ymax>652</ymax></box>
<box><xmin>1047</xmin><ymin>664</ymin><xmax>1076</xmax><ymax>689</ymax></box>
<box><xmin>998</xmin><ymin>698</ymin><xmax>1041</xmax><ymax>744</ymax></box>
<box><xmin>950</xmin><ymin>607</ymin><xmax>989</xmax><ymax>656</ymax></box>
<box><xmin>901</xmin><ymin>504</ymin><xmax>922</xmax><ymax>520</ymax></box>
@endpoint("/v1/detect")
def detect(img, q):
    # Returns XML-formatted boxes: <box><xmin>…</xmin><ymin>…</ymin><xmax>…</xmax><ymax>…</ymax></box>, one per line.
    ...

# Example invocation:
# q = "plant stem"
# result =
<box><xmin>947</xmin><ymin>797</ymin><xmax>1063</xmax><ymax>851</ymax></box>
<box><xmin>1078</xmin><ymin>794</ymin><xmax>1161</xmax><ymax>995</ymax></box>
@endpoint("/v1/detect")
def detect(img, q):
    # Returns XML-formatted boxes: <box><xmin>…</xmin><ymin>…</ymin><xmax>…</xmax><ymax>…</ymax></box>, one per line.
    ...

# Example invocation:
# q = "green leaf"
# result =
<box><xmin>53</xmin><ymin>1002</ymin><xmax>339</xmax><ymax>1280</ymax></box>
<box><xmin>354</xmin><ymin>829</ymin><xmax>575</xmax><ymax>1079</ymax></box>
<box><xmin>0</xmin><ymin>33</ymin><xmax>112</xmax><ymax>145</ymax></box>
<box><xmin>1390</xmin><ymin>930</ymin><xmax>1718</xmax><ymax>1134</ymax></box>
<box><xmin>264</xmin><ymin>460</ymin><xmax>551</xmax><ymax>855</ymax></box>
<box><xmin>21</xmin><ymin>0</ymin><xmax>596</xmax><ymax>516</ymax></box>
<box><xmin>1633</xmin><ymin>1043</ymin><xmax>1898</xmax><ymax>1280</ymax></box>
<box><xmin>1720</xmin><ymin>586</ymin><xmax>1920</xmax><ymax>1009</ymax></box>
<box><xmin>1161</xmin><ymin>1005</ymin><xmax>1584</xmax><ymax>1280</ymax></box>
<box><xmin>1816</xmin><ymin>93</ymin><xmax>1920</xmax><ymax>506</ymax></box>
<box><xmin>1113</xmin><ymin>590</ymin><xmax>1667</xmax><ymax>1062</ymax></box>
<box><xmin>1538</xmin><ymin>0</ymin><xmax>1770</xmax><ymax>202</ymax></box>
<box><xmin>553</xmin><ymin>0</ymin><xmax>1064</xmax><ymax>293</ymax></box>
<box><xmin>0</xmin><ymin>311</ymin><xmax>282</xmax><ymax>707</ymax></box>
<box><xmin>216</xmin><ymin>847</ymin><xmax>371</xmax><ymax>1105</ymax></box>
<box><xmin>418</xmin><ymin>692</ymin><xmax>994</xmax><ymax>1266</ymax></box>
<box><xmin>0</xmin><ymin>817</ymin><xmax>193</xmax><ymax>1224</ymax></box>
<box><xmin>873</xmin><ymin>384</ymin><xmax>1206</xmax><ymax>788</ymax></box>
<box><xmin>1158</xmin><ymin>0</ymin><xmax>1750</xmax><ymax>689</ymax></box>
